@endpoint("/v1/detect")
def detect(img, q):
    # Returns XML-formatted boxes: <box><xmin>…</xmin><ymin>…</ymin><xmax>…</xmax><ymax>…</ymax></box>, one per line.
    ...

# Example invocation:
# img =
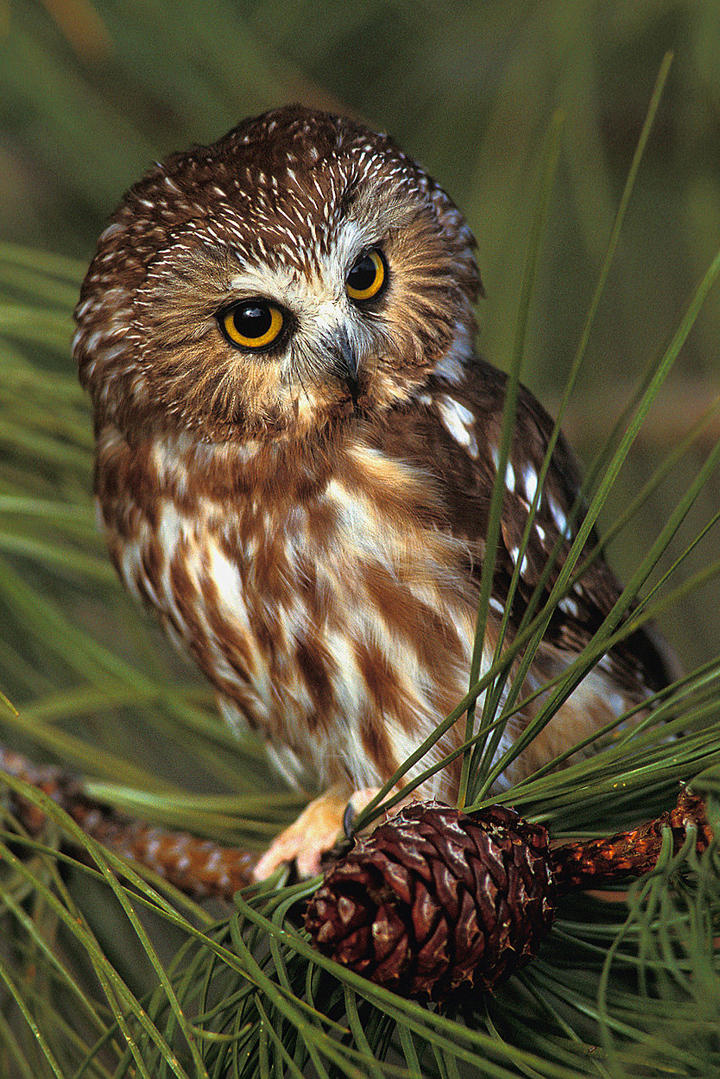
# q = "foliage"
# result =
<box><xmin>1</xmin><ymin>3</ymin><xmax>720</xmax><ymax>1076</ymax></box>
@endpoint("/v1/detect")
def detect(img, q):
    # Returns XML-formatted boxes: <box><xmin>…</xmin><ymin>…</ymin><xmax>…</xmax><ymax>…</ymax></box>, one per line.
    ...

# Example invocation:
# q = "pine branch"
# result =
<box><xmin>3</xmin><ymin>742</ymin><xmax>716</xmax><ymax>1016</ymax></box>
<box><xmin>0</xmin><ymin>745</ymin><xmax>256</xmax><ymax>897</ymax></box>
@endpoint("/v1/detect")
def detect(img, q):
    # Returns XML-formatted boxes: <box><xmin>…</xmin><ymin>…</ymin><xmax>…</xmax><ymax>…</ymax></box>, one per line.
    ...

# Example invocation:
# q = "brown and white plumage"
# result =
<box><xmin>74</xmin><ymin>106</ymin><xmax>672</xmax><ymax>875</ymax></box>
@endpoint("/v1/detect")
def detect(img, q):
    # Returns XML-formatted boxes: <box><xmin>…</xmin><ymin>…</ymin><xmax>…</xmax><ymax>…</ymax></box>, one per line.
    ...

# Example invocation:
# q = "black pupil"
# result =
<box><xmin>348</xmin><ymin>253</ymin><xmax>377</xmax><ymax>292</ymax></box>
<box><xmin>233</xmin><ymin>303</ymin><xmax>272</xmax><ymax>339</ymax></box>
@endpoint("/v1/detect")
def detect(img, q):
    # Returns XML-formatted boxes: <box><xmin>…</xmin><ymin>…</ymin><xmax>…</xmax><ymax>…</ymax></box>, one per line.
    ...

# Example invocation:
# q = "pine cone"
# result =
<box><xmin>304</xmin><ymin>802</ymin><xmax>556</xmax><ymax>1001</ymax></box>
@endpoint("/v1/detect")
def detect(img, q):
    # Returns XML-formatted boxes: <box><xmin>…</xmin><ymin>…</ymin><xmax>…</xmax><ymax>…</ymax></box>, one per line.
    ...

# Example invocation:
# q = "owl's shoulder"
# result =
<box><xmin>362</xmin><ymin>357</ymin><xmax>583</xmax><ymax>531</ymax></box>
<box><xmin>361</xmin><ymin>359</ymin><xmax>674</xmax><ymax>696</ymax></box>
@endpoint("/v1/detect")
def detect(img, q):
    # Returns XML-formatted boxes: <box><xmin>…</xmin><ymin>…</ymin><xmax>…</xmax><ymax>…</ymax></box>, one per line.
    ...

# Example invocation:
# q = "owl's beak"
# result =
<box><xmin>331</xmin><ymin>329</ymin><xmax>361</xmax><ymax>404</ymax></box>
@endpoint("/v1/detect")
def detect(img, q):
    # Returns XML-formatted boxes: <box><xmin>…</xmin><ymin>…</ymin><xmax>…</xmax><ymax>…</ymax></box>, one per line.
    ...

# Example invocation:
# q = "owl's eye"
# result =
<box><xmin>346</xmin><ymin>249</ymin><xmax>387</xmax><ymax>302</ymax></box>
<box><xmin>219</xmin><ymin>300</ymin><xmax>285</xmax><ymax>350</ymax></box>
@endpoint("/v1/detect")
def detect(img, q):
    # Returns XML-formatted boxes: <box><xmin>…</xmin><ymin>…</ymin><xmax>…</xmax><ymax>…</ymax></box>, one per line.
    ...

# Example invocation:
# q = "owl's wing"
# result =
<box><xmin>382</xmin><ymin>360</ymin><xmax>674</xmax><ymax>698</ymax></box>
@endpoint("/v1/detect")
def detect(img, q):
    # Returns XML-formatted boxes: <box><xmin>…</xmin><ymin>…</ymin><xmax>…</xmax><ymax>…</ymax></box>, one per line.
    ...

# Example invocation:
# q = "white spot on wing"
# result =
<box><xmin>522</xmin><ymin>464</ymin><xmax>538</xmax><ymax>504</ymax></box>
<box><xmin>549</xmin><ymin>497</ymin><xmax>571</xmax><ymax>538</ymax></box>
<box><xmin>436</xmin><ymin>395</ymin><xmax>478</xmax><ymax>459</ymax></box>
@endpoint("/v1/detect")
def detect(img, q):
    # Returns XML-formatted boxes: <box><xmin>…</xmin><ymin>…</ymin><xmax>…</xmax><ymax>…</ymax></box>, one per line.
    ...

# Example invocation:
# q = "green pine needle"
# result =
<box><xmin>1</xmin><ymin>17</ymin><xmax>719</xmax><ymax>1079</ymax></box>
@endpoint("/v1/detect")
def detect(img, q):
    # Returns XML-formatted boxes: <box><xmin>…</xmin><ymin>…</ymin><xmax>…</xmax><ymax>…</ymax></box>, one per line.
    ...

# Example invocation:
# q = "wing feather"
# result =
<box><xmin>370</xmin><ymin>358</ymin><xmax>675</xmax><ymax>697</ymax></box>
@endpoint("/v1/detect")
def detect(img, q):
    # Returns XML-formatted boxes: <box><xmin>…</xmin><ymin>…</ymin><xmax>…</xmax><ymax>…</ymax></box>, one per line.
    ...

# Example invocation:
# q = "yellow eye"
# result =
<box><xmin>220</xmin><ymin>300</ymin><xmax>285</xmax><ymax>350</ymax></box>
<box><xmin>346</xmin><ymin>249</ymin><xmax>386</xmax><ymax>302</ymax></box>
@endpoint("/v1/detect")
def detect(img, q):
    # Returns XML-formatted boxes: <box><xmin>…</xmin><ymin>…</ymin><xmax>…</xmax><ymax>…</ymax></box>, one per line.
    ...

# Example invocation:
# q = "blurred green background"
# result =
<box><xmin>2</xmin><ymin>8</ymin><xmax>720</xmax><ymax>1073</ymax></box>
<box><xmin>1</xmin><ymin>0</ymin><xmax>719</xmax><ymax>754</ymax></box>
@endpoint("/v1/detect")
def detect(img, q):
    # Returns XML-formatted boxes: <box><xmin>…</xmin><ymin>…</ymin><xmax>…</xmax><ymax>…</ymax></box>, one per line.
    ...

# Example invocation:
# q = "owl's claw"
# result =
<box><xmin>342</xmin><ymin>799</ymin><xmax>356</xmax><ymax>839</ymax></box>
<box><xmin>253</xmin><ymin>786</ymin><xmax>380</xmax><ymax>881</ymax></box>
<box><xmin>342</xmin><ymin>787</ymin><xmax>382</xmax><ymax>838</ymax></box>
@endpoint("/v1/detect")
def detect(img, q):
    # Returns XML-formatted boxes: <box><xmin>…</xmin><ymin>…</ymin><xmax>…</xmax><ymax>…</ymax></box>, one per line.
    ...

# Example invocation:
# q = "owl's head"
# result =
<box><xmin>75</xmin><ymin>105</ymin><xmax>481</xmax><ymax>442</ymax></box>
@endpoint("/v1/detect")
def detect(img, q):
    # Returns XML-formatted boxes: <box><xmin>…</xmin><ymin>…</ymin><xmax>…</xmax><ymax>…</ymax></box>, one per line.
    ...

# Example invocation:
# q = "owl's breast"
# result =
<box><xmin>95</xmin><ymin>426</ymin><xmax>481</xmax><ymax>792</ymax></box>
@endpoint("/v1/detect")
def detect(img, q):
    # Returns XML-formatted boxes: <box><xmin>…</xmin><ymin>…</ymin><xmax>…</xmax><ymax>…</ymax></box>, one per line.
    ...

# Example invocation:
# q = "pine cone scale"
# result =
<box><xmin>429</xmin><ymin>857</ymin><xmax>462</xmax><ymax>918</ymax></box>
<box><xmin>415</xmin><ymin>918</ymin><xmax>451</xmax><ymax>981</ymax></box>
<box><xmin>374</xmin><ymin>853</ymin><xmax>414</xmax><ymax>903</ymax></box>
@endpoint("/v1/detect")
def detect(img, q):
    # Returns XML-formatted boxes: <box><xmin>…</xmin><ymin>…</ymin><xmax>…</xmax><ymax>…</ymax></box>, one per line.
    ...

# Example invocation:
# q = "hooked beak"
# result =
<box><xmin>330</xmin><ymin>329</ymin><xmax>361</xmax><ymax>404</ymax></box>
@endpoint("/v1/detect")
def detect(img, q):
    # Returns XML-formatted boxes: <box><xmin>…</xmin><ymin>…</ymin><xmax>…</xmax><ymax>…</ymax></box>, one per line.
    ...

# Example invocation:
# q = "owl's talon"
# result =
<box><xmin>342</xmin><ymin>800</ymin><xmax>356</xmax><ymax>839</ymax></box>
<box><xmin>343</xmin><ymin>786</ymin><xmax>382</xmax><ymax>839</ymax></box>
<box><xmin>253</xmin><ymin>787</ymin><xmax>381</xmax><ymax>881</ymax></box>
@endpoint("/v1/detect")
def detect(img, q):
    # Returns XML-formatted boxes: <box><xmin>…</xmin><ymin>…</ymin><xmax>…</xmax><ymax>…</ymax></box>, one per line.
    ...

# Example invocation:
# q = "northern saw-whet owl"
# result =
<box><xmin>74</xmin><ymin>105</ymin><xmax>672</xmax><ymax>878</ymax></box>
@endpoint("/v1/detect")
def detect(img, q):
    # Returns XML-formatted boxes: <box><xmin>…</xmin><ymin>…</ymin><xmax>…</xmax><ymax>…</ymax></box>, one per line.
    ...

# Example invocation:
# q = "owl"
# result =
<box><xmin>74</xmin><ymin>105</ymin><xmax>672</xmax><ymax>878</ymax></box>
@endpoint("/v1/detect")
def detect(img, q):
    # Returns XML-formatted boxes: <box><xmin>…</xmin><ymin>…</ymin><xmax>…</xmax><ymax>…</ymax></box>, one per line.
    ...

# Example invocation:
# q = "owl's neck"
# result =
<box><xmin>96</xmin><ymin>386</ymin><xmax>447</xmax><ymax>521</ymax></box>
<box><xmin>98</xmin><ymin>420</ymin><xmax>373</xmax><ymax>513</ymax></box>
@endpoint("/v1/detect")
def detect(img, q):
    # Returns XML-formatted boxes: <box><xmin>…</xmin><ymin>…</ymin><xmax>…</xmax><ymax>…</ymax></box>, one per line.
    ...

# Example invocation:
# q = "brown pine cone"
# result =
<box><xmin>304</xmin><ymin>802</ymin><xmax>556</xmax><ymax>1001</ymax></box>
